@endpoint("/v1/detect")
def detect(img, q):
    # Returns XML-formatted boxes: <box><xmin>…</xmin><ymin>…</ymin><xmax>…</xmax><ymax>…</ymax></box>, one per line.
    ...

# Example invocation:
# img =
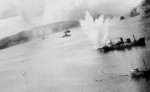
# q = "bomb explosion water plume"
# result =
<box><xmin>0</xmin><ymin>0</ymin><xmax>144</xmax><ymax>40</ymax></box>
<box><xmin>80</xmin><ymin>11</ymin><xmax>109</xmax><ymax>49</ymax></box>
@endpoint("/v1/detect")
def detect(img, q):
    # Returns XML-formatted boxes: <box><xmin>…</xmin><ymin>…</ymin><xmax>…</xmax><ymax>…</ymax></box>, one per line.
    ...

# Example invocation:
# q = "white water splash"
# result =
<box><xmin>80</xmin><ymin>11</ymin><xmax>109</xmax><ymax>49</ymax></box>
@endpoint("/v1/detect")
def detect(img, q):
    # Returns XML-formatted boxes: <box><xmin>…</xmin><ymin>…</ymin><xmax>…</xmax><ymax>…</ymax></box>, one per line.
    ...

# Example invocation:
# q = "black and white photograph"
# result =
<box><xmin>0</xmin><ymin>0</ymin><xmax>150</xmax><ymax>92</ymax></box>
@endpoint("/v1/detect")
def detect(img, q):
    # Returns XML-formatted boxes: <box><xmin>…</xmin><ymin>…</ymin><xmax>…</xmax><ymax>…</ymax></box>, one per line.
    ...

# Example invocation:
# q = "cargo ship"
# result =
<box><xmin>98</xmin><ymin>35</ymin><xmax>146</xmax><ymax>52</ymax></box>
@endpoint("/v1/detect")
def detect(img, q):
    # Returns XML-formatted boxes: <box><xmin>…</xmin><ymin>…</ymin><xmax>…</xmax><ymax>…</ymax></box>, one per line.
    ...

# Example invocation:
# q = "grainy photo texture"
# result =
<box><xmin>0</xmin><ymin>0</ymin><xmax>150</xmax><ymax>92</ymax></box>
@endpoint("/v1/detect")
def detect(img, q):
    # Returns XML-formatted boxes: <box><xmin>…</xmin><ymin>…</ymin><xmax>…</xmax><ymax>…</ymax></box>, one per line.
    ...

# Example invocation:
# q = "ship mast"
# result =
<box><xmin>143</xmin><ymin>59</ymin><xmax>147</xmax><ymax>70</ymax></box>
<box><xmin>131</xmin><ymin>62</ymin><xmax>134</xmax><ymax>69</ymax></box>
<box><xmin>133</xmin><ymin>35</ymin><xmax>136</xmax><ymax>42</ymax></box>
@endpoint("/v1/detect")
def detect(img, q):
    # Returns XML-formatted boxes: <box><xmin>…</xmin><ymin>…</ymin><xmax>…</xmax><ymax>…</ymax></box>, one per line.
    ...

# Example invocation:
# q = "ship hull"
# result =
<box><xmin>99</xmin><ymin>37</ymin><xmax>146</xmax><ymax>52</ymax></box>
<box><xmin>131</xmin><ymin>69</ymin><xmax>150</xmax><ymax>77</ymax></box>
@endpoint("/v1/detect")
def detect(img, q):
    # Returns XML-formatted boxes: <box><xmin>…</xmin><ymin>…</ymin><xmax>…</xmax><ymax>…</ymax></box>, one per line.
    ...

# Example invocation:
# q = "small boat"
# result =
<box><xmin>130</xmin><ymin>59</ymin><xmax>150</xmax><ymax>77</ymax></box>
<box><xmin>61</xmin><ymin>30</ymin><xmax>71</xmax><ymax>38</ymax></box>
<box><xmin>61</xmin><ymin>34</ymin><xmax>71</xmax><ymax>38</ymax></box>
<box><xmin>98</xmin><ymin>35</ymin><xmax>146</xmax><ymax>52</ymax></box>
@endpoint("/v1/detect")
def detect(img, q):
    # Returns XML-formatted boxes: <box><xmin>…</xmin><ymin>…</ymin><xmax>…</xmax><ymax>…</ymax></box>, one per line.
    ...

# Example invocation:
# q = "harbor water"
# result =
<box><xmin>0</xmin><ymin>16</ymin><xmax>150</xmax><ymax>92</ymax></box>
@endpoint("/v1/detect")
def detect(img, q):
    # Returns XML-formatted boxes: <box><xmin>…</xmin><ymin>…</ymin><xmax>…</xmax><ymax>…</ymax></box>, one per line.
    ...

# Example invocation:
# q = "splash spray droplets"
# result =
<box><xmin>80</xmin><ymin>11</ymin><xmax>109</xmax><ymax>49</ymax></box>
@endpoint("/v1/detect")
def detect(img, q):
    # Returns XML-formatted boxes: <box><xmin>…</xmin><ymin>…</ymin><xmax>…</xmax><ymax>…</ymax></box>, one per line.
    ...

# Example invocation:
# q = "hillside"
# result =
<box><xmin>131</xmin><ymin>0</ymin><xmax>150</xmax><ymax>18</ymax></box>
<box><xmin>0</xmin><ymin>20</ymin><xmax>80</xmax><ymax>50</ymax></box>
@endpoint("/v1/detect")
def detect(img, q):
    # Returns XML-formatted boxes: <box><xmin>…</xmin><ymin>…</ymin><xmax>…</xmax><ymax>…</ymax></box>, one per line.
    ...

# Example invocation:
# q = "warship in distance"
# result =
<box><xmin>98</xmin><ymin>35</ymin><xmax>146</xmax><ymax>52</ymax></box>
<box><xmin>130</xmin><ymin>59</ymin><xmax>150</xmax><ymax>77</ymax></box>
